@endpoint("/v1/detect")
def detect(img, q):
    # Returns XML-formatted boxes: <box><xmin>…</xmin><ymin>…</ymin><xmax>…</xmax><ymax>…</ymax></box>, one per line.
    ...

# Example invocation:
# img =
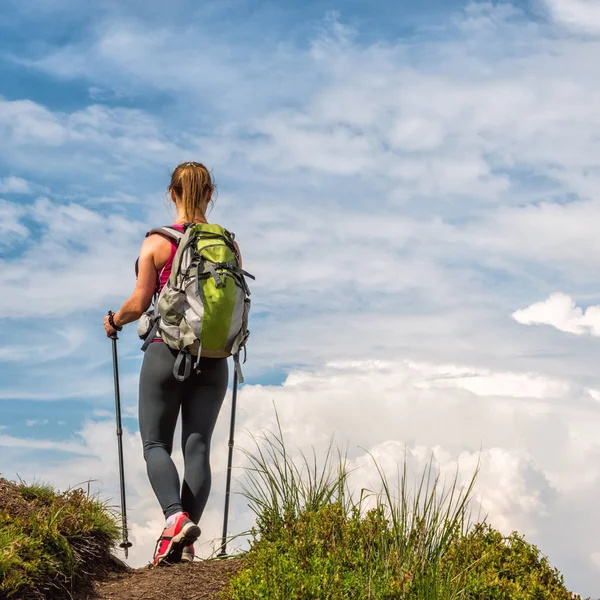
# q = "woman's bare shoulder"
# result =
<box><xmin>141</xmin><ymin>230</ymin><xmax>175</xmax><ymax>269</ymax></box>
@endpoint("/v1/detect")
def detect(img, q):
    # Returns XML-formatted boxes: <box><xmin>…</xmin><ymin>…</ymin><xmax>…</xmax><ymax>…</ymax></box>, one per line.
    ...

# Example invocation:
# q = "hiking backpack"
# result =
<box><xmin>137</xmin><ymin>223</ymin><xmax>254</xmax><ymax>382</ymax></box>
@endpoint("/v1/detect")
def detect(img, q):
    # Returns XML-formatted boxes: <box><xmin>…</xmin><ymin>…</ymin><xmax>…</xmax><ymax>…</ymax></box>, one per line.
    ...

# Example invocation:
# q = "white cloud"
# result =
<box><xmin>2</xmin><ymin>3</ymin><xmax>600</xmax><ymax>211</ymax></box>
<box><xmin>348</xmin><ymin>443</ymin><xmax>550</xmax><ymax>536</ymax></box>
<box><xmin>0</xmin><ymin>197</ymin><xmax>146</xmax><ymax>317</ymax></box>
<box><xmin>513</xmin><ymin>293</ymin><xmax>600</xmax><ymax>337</ymax></box>
<box><xmin>0</xmin><ymin>433</ymin><xmax>93</xmax><ymax>455</ymax></box>
<box><xmin>0</xmin><ymin>99</ymin><xmax>158</xmax><ymax>149</ymax></box>
<box><xmin>92</xmin><ymin>409</ymin><xmax>113</xmax><ymax>419</ymax></box>
<box><xmin>0</xmin><ymin>326</ymin><xmax>87</xmax><ymax>364</ymax></box>
<box><xmin>0</xmin><ymin>376</ymin><xmax>136</xmax><ymax>403</ymax></box>
<box><xmin>445</xmin><ymin>199</ymin><xmax>600</xmax><ymax>282</ymax></box>
<box><xmin>19</xmin><ymin>18</ymin><xmax>309</xmax><ymax>119</ymax></box>
<box><xmin>14</xmin><ymin>3</ymin><xmax>591</xmax><ymax>204</ymax></box>
<box><xmin>407</xmin><ymin>359</ymin><xmax>573</xmax><ymax>400</ymax></box>
<box><xmin>544</xmin><ymin>0</ymin><xmax>600</xmax><ymax>34</ymax></box>
<box><xmin>25</xmin><ymin>419</ymin><xmax>50</xmax><ymax>426</ymax></box>
<box><xmin>0</xmin><ymin>99</ymin><xmax>65</xmax><ymax>145</ymax></box>
<box><xmin>0</xmin><ymin>176</ymin><xmax>30</xmax><ymax>194</ymax></box>
<box><xmin>0</xmin><ymin>199</ymin><xmax>28</xmax><ymax>240</ymax></box>
<box><xmin>0</xmin><ymin>98</ymin><xmax>182</xmax><ymax>180</ymax></box>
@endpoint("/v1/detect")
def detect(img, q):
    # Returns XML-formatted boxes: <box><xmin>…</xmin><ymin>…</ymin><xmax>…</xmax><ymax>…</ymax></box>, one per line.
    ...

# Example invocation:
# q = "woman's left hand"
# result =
<box><xmin>104</xmin><ymin>314</ymin><xmax>118</xmax><ymax>338</ymax></box>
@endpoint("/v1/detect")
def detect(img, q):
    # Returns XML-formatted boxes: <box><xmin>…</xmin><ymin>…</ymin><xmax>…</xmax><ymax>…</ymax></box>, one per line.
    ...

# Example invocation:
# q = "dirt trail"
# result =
<box><xmin>80</xmin><ymin>557</ymin><xmax>244</xmax><ymax>600</ymax></box>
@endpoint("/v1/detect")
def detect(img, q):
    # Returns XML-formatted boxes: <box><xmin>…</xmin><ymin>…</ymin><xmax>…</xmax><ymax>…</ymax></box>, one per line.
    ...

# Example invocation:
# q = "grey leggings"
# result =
<box><xmin>139</xmin><ymin>342</ymin><xmax>228</xmax><ymax>523</ymax></box>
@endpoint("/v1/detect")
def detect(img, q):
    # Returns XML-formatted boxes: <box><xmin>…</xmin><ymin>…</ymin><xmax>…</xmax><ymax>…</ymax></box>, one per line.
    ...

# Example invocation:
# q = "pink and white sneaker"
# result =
<box><xmin>181</xmin><ymin>545</ymin><xmax>195</xmax><ymax>562</ymax></box>
<box><xmin>153</xmin><ymin>513</ymin><xmax>200</xmax><ymax>566</ymax></box>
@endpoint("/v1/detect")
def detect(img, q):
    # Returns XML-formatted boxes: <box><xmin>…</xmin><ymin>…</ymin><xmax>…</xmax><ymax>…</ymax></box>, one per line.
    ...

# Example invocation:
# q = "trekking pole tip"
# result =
<box><xmin>120</xmin><ymin>540</ymin><xmax>133</xmax><ymax>559</ymax></box>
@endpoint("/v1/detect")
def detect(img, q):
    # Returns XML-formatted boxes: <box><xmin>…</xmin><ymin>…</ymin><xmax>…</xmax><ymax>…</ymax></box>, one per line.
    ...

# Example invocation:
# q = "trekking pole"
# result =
<box><xmin>108</xmin><ymin>314</ymin><xmax>133</xmax><ymax>559</ymax></box>
<box><xmin>218</xmin><ymin>367</ymin><xmax>239</xmax><ymax>558</ymax></box>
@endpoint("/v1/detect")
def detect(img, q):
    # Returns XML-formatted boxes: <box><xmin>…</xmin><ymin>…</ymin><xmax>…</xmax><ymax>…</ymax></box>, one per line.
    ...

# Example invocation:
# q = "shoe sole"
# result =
<box><xmin>155</xmin><ymin>522</ymin><xmax>201</xmax><ymax>566</ymax></box>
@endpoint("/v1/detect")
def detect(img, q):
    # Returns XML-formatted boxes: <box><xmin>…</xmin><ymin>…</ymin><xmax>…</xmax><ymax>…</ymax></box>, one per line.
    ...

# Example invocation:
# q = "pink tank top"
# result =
<box><xmin>156</xmin><ymin>224</ymin><xmax>185</xmax><ymax>295</ymax></box>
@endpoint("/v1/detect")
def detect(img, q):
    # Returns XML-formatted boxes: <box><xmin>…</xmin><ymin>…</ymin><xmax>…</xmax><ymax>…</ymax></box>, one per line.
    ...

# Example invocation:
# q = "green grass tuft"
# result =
<box><xmin>0</xmin><ymin>477</ymin><xmax>122</xmax><ymax>600</ymax></box>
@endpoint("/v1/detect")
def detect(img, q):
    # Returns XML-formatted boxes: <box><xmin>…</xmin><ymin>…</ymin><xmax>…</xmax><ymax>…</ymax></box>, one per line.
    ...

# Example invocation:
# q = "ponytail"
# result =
<box><xmin>168</xmin><ymin>162</ymin><xmax>216</xmax><ymax>222</ymax></box>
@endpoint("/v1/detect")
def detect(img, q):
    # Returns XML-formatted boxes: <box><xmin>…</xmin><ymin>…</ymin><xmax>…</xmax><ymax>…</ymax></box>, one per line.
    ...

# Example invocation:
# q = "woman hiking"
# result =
<box><xmin>103</xmin><ymin>162</ymin><xmax>244</xmax><ymax>566</ymax></box>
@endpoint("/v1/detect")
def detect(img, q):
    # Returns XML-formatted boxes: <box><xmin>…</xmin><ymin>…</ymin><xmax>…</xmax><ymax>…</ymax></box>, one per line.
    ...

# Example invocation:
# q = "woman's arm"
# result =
<box><xmin>103</xmin><ymin>235</ymin><xmax>165</xmax><ymax>337</ymax></box>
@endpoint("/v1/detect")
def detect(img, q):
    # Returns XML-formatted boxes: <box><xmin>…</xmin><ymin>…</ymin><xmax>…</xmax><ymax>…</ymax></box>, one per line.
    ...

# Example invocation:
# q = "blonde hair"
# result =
<box><xmin>168</xmin><ymin>162</ymin><xmax>216</xmax><ymax>222</ymax></box>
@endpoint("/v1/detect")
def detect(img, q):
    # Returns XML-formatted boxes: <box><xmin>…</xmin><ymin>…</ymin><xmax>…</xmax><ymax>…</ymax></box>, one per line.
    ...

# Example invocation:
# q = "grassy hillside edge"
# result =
<box><xmin>0</xmin><ymin>478</ymin><xmax>125</xmax><ymax>599</ymax></box>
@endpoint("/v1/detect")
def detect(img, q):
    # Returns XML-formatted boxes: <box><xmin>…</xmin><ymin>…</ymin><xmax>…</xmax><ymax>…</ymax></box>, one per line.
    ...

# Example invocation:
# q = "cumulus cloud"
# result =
<box><xmin>513</xmin><ymin>293</ymin><xmax>600</xmax><ymax>337</ymax></box>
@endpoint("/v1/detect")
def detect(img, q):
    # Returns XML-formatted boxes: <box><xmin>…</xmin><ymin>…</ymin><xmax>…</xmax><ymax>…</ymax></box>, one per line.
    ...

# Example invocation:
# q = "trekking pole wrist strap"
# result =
<box><xmin>108</xmin><ymin>311</ymin><xmax>123</xmax><ymax>331</ymax></box>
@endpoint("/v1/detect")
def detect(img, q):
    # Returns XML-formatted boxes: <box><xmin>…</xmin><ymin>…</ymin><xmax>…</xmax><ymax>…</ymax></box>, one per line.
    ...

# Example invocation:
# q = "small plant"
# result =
<box><xmin>442</xmin><ymin>523</ymin><xmax>582</xmax><ymax>599</ymax></box>
<box><xmin>0</xmin><ymin>478</ymin><xmax>121</xmax><ymax>599</ymax></box>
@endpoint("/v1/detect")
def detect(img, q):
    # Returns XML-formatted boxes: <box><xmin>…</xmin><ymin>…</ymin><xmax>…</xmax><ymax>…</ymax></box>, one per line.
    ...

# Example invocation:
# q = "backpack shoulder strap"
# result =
<box><xmin>168</xmin><ymin>225</ymin><xmax>197</xmax><ymax>286</ymax></box>
<box><xmin>146</xmin><ymin>225</ymin><xmax>185</xmax><ymax>243</ymax></box>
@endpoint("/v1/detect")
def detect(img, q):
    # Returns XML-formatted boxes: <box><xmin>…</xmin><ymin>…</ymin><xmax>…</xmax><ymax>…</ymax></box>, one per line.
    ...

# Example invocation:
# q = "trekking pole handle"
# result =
<box><xmin>107</xmin><ymin>310</ymin><xmax>122</xmax><ymax>339</ymax></box>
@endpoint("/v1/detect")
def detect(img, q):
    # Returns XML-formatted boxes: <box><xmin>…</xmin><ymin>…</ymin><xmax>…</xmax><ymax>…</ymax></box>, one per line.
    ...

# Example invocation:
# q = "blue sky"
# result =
<box><xmin>4</xmin><ymin>0</ymin><xmax>600</xmax><ymax>594</ymax></box>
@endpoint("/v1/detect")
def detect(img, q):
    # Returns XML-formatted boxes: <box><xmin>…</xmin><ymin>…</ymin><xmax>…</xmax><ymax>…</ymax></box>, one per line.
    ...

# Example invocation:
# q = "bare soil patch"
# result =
<box><xmin>78</xmin><ymin>557</ymin><xmax>244</xmax><ymax>600</ymax></box>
